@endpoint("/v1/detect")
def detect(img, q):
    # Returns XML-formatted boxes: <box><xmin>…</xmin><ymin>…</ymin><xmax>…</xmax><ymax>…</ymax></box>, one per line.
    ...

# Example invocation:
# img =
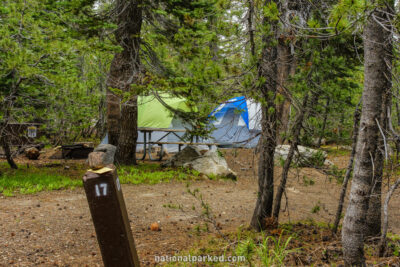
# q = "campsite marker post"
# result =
<box><xmin>82</xmin><ymin>166</ymin><xmax>140</xmax><ymax>267</ymax></box>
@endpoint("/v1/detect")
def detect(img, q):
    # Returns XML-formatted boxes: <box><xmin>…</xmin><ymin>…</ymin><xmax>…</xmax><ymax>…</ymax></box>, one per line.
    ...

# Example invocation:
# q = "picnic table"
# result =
<box><xmin>137</xmin><ymin>127</ymin><xmax>218</xmax><ymax>161</ymax></box>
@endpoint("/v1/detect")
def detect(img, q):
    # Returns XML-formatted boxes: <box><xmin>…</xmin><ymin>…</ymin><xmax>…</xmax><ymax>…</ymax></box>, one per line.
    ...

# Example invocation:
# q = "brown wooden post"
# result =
<box><xmin>82</xmin><ymin>167</ymin><xmax>140</xmax><ymax>267</ymax></box>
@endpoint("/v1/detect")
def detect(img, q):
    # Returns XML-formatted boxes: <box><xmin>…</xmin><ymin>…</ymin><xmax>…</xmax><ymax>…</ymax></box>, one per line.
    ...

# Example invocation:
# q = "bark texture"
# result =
<box><xmin>341</xmin><ymin>4</ymin><xmax>392</xmax><ymax>265</ymax></box>
<box><xmin>0</xmin><ymin>133</ymin><xmax>18</xmax><ymax>169</ymax></box>
<box><xmin>275</xmin><ymin>0</ymin><xmax>297</xmax><ymax>144</ymax></box>
<box><xmin>276</xmin><ymin>40</ymin><xmax>293</xmax><ymax>144</ymax></box>
<box><xmin>333</xmin><ymin>103</ymin><xmax>361</xmax><ymax>234</ymax></box>
<box><xmin>106</xmin><ymin>0</ymin><xmax>142</xmax><ymax>164</ymax></box>
<box><xmin>366</xmin><ymin>89</ymin><xmax>391</xmax><ymax>236</ymax></box>
<box><xmin>317</xmin><ymin>98</ymin><xmax>330</xmax><ymax>147</ymax></box>
<box><xmin>117</xmin><ymin>97</ymin><xmax>139</xmax><ymax>165</ymax></box>
<box><xmin>250</xmin><ymin>0</ymin><xmax>279</xmax><ymax>231</ymax></box>
<box><xmin>106</xmin><ymin>87</ymin><xmax>121</xmax><ymax>146</ymax></box>
<box><xmin>273</xmin><ymin>94</ymin><xmax>308</xmax><ymax>220</ymax></box>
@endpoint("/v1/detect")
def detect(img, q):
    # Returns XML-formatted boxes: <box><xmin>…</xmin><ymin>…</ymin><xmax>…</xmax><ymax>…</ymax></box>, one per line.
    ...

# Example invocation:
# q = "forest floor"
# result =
<box><xmin>0</xmin><ymin>147</ymin><xmax>400</xmax><ymax>266</ymax></box>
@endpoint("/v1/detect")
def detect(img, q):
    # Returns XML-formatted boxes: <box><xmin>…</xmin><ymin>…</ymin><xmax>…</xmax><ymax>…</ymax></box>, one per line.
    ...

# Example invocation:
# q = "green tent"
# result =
<box><xmin>138</xmin><ymin>94</ymin><xmax>191</xmax><ymax>128</ymax></box>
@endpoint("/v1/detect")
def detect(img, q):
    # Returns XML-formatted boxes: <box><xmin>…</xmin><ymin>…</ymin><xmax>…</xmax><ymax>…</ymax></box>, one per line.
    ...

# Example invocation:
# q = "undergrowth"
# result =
<box><xmin>164</xmin><ymin>221</ymin><xmax>400</xmax><ymax>266</ymax></box>
<box><xmin>119</xmin><ymin>164</ymin><xmax>201</xmax><ymax>184</ymax></box>
<box><xmin>0</xmin><ymin>162</ymin><xmax>201</xmax><ymax>196</ymax></box>
<box><xmin>0</xmin><ymin>169</ymin><xmax>82</xmax><ymax>196</ymax></box>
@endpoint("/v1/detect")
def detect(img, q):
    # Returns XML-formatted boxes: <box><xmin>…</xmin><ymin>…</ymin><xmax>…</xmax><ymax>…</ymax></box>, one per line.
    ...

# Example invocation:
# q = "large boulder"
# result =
<box><xmin>162</xmin><ymin>146</ymin><xmax>237</xmax><ymax>179</ymax></box>
<box><xmin>274</xmin><ymin>145</ymin><xmax>328</xmax><ymax>167</ymax></box>
<box><xmin>162</xmin><ymin>146</ymin><xmax>202</xmax><ymax>167</ymax></box>
<box><xmin>183</xmin><ymin>150</ymin><xmax>237</xmax><ymax>180</ymax></box>
<box><xmin>93</xmin><ymin>144</ymin><xmax>116</xmax><ymax>165</ymax></box>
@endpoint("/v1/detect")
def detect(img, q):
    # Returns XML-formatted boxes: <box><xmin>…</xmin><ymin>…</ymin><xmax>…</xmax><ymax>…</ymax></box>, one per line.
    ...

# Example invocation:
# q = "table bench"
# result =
<box><xmin>137</xmin><ymin>127</ymin><xmax>218</xmax><ymax>161</ymax></box>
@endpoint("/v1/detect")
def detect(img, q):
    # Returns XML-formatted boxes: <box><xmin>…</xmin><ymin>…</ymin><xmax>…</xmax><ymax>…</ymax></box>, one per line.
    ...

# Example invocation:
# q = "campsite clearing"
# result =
<box><xmin>0</xmin><ymin>148</ymin><xmax>399</xmax><ymax>266</ymax></box>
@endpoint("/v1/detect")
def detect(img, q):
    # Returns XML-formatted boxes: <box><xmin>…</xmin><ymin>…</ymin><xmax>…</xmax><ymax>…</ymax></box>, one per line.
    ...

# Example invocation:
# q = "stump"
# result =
<box><xmin>25</xmin><ymin>147</ymin><xmax>40</xmax><ymax>160</ymax></box>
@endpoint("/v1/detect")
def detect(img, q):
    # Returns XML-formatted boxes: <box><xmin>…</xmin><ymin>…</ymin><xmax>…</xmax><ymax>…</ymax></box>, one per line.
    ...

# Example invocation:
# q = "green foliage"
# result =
<box><xmin>254</xmin><ymin>234</ymin><xmax>296</xmax><ymax>266</ymax></box>
<box><xmin>163</xmin><ymin>203</ymin><xmax>183</xmax><ymax>210</ymax></box>
<box><xmin>118</xmin><ymin>164</ymin><xmax>201</xmax><ymax>185</ymax></box>
<box><xmin>0</xmin><ymin>162</ymin><xmax>203</xmax><ymax>196</ymax></box>
<box><xmin>0</xmin><ymin>0</ymin><xmax>115</xmax><ymax>144</ymax></box>
<box><xmin>311</xmin><ymin>202</ymin><xmax>321</xmax><ymax>214</ymax></box>
<box><xmin>0</xmin><ymin>166</ymin><xmax>82</xmax><ymax>196</ymax></box>
<box><xmin>234</xmin><ymin>231</ymin><xmax>297</xmax><ymax>266</ymax></box>
<box><xmin>263</xmin><ymin>2</ymin><xmax>279</xmax><ymax>21</ymax></box>
<box><xmin>326</xmin><ymin>165</ymin><xmax>346</xmax><ymax>184</ymax></box>
<box><xmin>303</xmin><ymin>150</ymin><xmax>326</xmax><ymax>167</ymax></box>
<box><xmin>302</xmin><ymin>175</ymin><xmax>315</xmax><ymax>186</ymax></box>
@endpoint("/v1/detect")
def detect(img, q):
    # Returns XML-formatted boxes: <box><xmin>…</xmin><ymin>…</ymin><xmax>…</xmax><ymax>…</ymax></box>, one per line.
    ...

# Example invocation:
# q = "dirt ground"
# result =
<box><xmin>1</xmin><ymin>148</ymin><xmax>400</xmax><ymax>266</ymax></box>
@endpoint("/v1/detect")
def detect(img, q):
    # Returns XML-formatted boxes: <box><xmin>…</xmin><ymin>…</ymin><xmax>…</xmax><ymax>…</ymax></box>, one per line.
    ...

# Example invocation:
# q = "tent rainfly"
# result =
<box><xmin>209</xmin><ymin>96</ymin><xmax>261</xmax><ymax>148</ymax></box>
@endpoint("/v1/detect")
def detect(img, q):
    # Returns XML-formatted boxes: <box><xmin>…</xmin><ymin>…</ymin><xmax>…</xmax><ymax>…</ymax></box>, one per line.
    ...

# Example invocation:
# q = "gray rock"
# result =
<box><xmin>93</xmin><ymin>144</ymin><xmax>116</xmax><ymax>165</ymax></box>
<box><xmin>312</xmin><ymin>138</ymin><xmax>327</xmax><ymax>146</ymax></box>
<box><xmin>274</xmin><ymin>145</ymin><xmax>327</xmax><ymax>167</ymax></box>
<box><xmin>183</xmin><ymin>154</ymin><xmax>237</xmax><ymax>180</ymax></box>
<box><xmin>88</xmin><ymin>152</ymin><xmax>107</xmax><ymax>169</ymax></box>
<box><xmin>324</xmin><ymin>159</ymin><xmax>335</xmax><ymax>166</ymax></box>
<box><xmin>162</xmin><ymin>145</ymin><xmax>201</xmax><ymax>167</ymax></box>
<box><xmin>164</xmin><ymin>146</ymin><xmax>236</xmax><ymax>179</ymax></box>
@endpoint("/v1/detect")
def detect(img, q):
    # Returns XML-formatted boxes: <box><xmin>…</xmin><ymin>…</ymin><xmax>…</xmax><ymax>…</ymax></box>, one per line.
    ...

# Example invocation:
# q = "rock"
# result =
<box><xmin>156</xmin><ymin>147</ymin><xmax>169</xmax><ymax>158</ymax></box>
<box><xmin>25</xmin><ymin>147</ymin><xmax>40</xmax><ymax>160</ymax></box>
<box><xmin>312</xmin><ymin>138</ymin><xmax>326</xmax><ymax>146</ymax></box>
<box><xmin>162</xmin><ymin>146</ymin><xmax>202</xmax><ymax>167</ymax></box>
<box><xmin>88</xmin><ymin>152</ymin><xmax>107</xmax><ymax>170</ymax></box>
<box><xmin>274</xmin><ymin>145</ymin><xmax>327</xmax><ymax>167</ymax></box>
<box><xmin>93</xmin><ymin>144</ymin><xmax>116</xmax><ymax>165</ymax></box>
<box><xmin>324</xmin><ymin>159</ymin><xmax>334</xmax><ymax>166</ymax></box>
<box><xmin>164</xmin><ymin>147</ymin><xmax>237</xmax><ymax>179</ymax></box>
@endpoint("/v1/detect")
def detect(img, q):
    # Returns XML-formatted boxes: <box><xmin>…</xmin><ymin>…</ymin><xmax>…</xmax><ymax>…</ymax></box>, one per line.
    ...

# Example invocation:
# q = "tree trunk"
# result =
<box><xmin>275</xmin><ymin>1</ymin><xmax>295</xmax><ymax>145</ymax></box>
<box><xmin>0</xmin><ymin>134</ymin><xmax>18</xmax><ymax>169</ymax></box>
<box><xmin>107</xmin><ymin>0</ymin><xmax>143</xmax><ymax>164</ymax></box>
<box><xmin>117</xmin><ymin>97</ymin><xmax>139</xmax><ymax>165</ymax></box>
<box><xmin>341</xmin><ymin>3</ymin><xmax>392</xmax><ymax>265</ymax></box>
<box><xmin>365</xmin><ymin>83</ymin><xmax>391</xmax><ymax>236</ymax></box>
<box><xmin>332</xmin><ymin>102</ymin><xmax>361</xmax><ymax>234</ymax></box>
<box><xmin>396</xmin><ymin>87</ymin><xmax>400</xmax><ymax>127</ymax></box>
<box><xmin>276</xmin><ymin>43</ymin><xmax>292</xmax><ymax>144</ymax></box>
<box><xmin>106</xmin><ymin>77</ymin><xmax>121</xmax><ymax>146</ymax></box>
<box><xmin>247</xmin><ymin>0</ymin><xmax>255</xmax><ymax>58</ymax></box>
<box><xmin>250</xmin><ymin>0</ymin><xmax>279</xmax><ymax>231</ymax></box>
<box><xmin>317</xmin><ymin>97</ymin><xmax>330</xmax><ymax>147</ymax></box>
<box><xmin>273</xmin><ymin>94</ymin><xmax>308</xmax><ymax>220</ymax></box>
<box><xmin>379</xmin><ymin>178</ymin><xmax>400</xmax><ymax>256</ymax></box>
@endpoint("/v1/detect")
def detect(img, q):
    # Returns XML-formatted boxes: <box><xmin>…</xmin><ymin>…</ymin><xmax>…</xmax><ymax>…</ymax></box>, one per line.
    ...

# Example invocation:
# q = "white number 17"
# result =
<box><xmin>95</xmin><ymin>183</ymin><xmax>108</xmax><ymax>197</ymax></box>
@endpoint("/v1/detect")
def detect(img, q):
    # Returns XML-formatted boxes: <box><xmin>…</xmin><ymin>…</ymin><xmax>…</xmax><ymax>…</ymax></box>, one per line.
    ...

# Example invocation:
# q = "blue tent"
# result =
<box><xmin>208</xmin><ymin>96</ymin><xmax>261</xmax><ymax>148</ymax></box>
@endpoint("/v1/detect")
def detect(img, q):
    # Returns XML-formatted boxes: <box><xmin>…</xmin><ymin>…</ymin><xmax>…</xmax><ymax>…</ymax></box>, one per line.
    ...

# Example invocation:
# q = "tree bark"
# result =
<box><xmin>317</xmin><ymin>97</ymin><xmax>330</xmax><ymax>148</ymax></box>
<box><xmin>395</xmin><ymin>86</ymin><xmax>400</xmax><ymax>127</ymax></box>
<box><xmin>0</xmin><ymin>134</ymin><xmax>18</xmax><ymax>169</ymax></box>
<box><xmin>106</xmin><ymin>82</ymin><xmax>121</xmax><ymax>146</ymax></box>
<box><xmin>250</xmin><ymin>0</ymin><xmax>279</xmax><ymax>231</ymax></box>
<box><xmin>107</xmin><ymin>0</ymin><xmax>143</xmax><ymax>164</ymax></box>
<box><xmin>247</xmin><ymin>0</ymin><xmax>256</xmax><ymax>58</ymax></box>
<box><xmin>273</xmin><ymin>94</ymin><xmax>308</xmax><ymax>220</ymax></box>
<box><xmin>117</xmin><ymin>97</ymin><xmax>139</xmax><ymax>165</ymax></box>
<box><xmin>276</xmin><ymin>41</ymin><xmax>292</xmax><ymax>144</ymax></box>
<box><xmin>332</xmin><ymin>102</ymin><xmax>361</xmax><ymax>234</ymax></box>
<box><xmin>341</xmin><ymin>3</ymin><xmax>392</xmax><ymax>265</ymax></box>
<box><xmin>365</xmin><ymin>90</ymin><xmax>391</xmax><ymax>237</ymax></box>
<box><xmin>379</xmin><ymin>178</ymin><xmax>400</xmax><ymax>256</ymax></box>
